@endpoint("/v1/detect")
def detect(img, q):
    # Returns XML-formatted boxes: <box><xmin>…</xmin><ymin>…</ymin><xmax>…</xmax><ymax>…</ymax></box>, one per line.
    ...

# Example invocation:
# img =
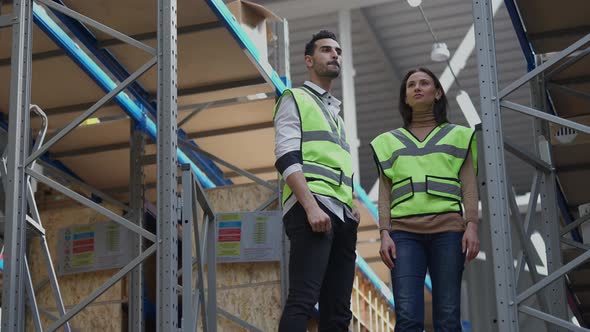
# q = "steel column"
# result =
<box><xmin>181</xmin><ymin>165</ymin><xmax>195</xmax><ymax>332</ymax></box>
<box><xmin>206</xmin><ymin>212</ymin><xmax>218</xmax><ymax>332</ymax></box>
<box><xmin>473</xmin><ymin>0</ymin><xmax>519</xmax><ymax>330</ymax></box>
<box><xmin>464</xmin><ymin>128</ymin><xmax>498</xmax><ymax>332</ymax></box>
<box><xmin>271</xmin><ymin>18</ymin><xmax>291</xmax><ymax>308</ymax></box>
<box><xmin>338</xmin><ymin>9</ymin><xmax>360</xmax><ymax>178</ymax></box>
<box><xmin>24</xmin><ymin>257</ymin><xmax>42</xmax><ymax>332</ymax></box>
<box><xmin>269</xmin><ymin>19</ymin><xmax>290</xmax><ymax>81</ymax></box>
<box><xmin>2</xmin><ymin>0</ymin><xmax>33</xmax><ymax>330</ymax></box>
<box><xmin>129</xmin><ymin>123</ymin><xmax>146</xmax><ymax>331</ymax></box>
<box><xmin>156</xmin><ymin>0</ymin><xmax>180</xmax><ymax>329</ymax></box>
<box><xmin>531</xmin><ymin>56</ymin><xmax>568</xmax><ymax>328</ymax></box>
<box><xmin>191</xmin><ymin>180</ymin><xmax>209</xmax><ymax>331</ymax></box>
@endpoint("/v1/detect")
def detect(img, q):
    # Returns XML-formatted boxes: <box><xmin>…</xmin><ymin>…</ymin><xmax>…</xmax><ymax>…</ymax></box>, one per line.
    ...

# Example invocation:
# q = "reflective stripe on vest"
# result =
<box><xmin>302</xmin><ymin>131</ymin><xmax>350</xmax><ymax>151</ymax></box>
<box><xmin>302</xmin><ymin>163</ymin><xmax>353</xmax><ymax>188</ymax></box>
<box><xmin>370</xmin><ymin>123</ymin><xmax>476</xmax><ymax>218</ymax></box>
<box><xmin>379</xmin><ymin>124</ymin><xmax>468</xmax><ymax>171</ymax></box>
<box><xmin>299</xmin><ymin>87</ymin><xmax>350</xmax><ymax>151</ymax></box>
<box><xmin>390</xmin><ymin>177</ymin><xmax>462</xmax><ymax>207</ymax></box>
<box><xmin>276</xmin><ymin>87</ymin><xmax>354</xmax><ymax>208</ymax></box>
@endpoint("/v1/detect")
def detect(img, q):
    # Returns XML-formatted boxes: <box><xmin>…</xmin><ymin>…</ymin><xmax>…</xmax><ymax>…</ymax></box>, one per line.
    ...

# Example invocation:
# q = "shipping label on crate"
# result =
<box><xmin>216</xmin><ymin>211</ymin><xmax>282</xmax><ymax>263</ymax></box>
<box><xmin>57</xmin><ymin>221</ymin><xmax>132</xmax><ymax>275</ymax></box>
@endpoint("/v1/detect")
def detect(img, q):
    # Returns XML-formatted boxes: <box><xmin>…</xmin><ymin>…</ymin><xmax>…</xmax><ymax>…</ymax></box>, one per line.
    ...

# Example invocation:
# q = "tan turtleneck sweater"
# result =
<box><xmin>377</xmin><ymin>107</ymin><xmax>479</xmax><ymax>234</ymax></box>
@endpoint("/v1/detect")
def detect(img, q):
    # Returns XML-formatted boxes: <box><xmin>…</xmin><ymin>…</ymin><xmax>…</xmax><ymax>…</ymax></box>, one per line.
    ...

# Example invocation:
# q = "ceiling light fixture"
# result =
<box><xmin>411</xmin><ymin>1</ymin><xmax>481</xmax><ymax>127</ymax></box>
<box><xmin>431</xmin><ymin>42</ymin><xmax>450</xmax><ymax>62</ymax></box>
<box><xmin>415</xmin><ymin>5</ymin><xmax>451</xmax><ymax>62</ymax></box>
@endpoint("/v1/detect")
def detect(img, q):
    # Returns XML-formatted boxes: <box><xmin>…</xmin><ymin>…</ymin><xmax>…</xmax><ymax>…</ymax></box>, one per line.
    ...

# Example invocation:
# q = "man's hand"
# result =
<box><xmin>379</xmin><ymin>230</ymin><xmax>396</xmax><ymax>269</ymax></box>
<box><xmin>306</xmin><ymin>205</ymin><xmax>332</xmax><ymax>233</ymax></box>
<box><xmin>352</xmin><ymin>205</ymin><xmax>361</xmax><ymax>222</ymax></box>
<box><xmin>284</xmin><ymin>171</ymin><xmax>331</xmax><ymax>233</ymax></box>
<box><xmin>462</xmin><ymin>222</ymin><xmax>480</xmax><ymax>262</ymax></box>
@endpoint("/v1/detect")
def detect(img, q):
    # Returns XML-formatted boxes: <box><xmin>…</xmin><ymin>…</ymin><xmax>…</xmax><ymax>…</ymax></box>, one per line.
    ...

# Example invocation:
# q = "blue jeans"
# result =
<box><xmin>390</xmin><ymin>230</ymin><xmax>465</xmax><ymax>332</ymax></box>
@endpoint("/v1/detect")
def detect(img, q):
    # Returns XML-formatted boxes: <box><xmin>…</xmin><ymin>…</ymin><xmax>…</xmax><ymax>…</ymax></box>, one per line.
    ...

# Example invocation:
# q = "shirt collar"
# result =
<box><xmin>303</xmin><ymin>81</ymin><xmax>327</xmax><ymax>96</ymax></box>
<box><xmin>303</xmin><ymin>81</ymin><xmax>342</xmax><ymax>108</ymax></box>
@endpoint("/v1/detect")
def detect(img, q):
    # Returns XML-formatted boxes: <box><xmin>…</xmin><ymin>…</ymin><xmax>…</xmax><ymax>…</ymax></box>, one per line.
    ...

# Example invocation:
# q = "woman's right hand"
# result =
<box><xmin>379</xmin><ymin>230</ymin><xmax>396</xmax><ymax>270</ymax></box>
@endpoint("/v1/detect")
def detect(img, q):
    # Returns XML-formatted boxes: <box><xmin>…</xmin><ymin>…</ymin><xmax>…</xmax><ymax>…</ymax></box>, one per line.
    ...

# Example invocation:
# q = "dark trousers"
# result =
<box><xmin>390</xmin><ymin>230</ymin><xmax>465</xmax><ymax>332</ymax></box>
<box><xmin>279</xmin><ymin>201</ymin><xmax>358</xmax><ymax>332</ymax></box>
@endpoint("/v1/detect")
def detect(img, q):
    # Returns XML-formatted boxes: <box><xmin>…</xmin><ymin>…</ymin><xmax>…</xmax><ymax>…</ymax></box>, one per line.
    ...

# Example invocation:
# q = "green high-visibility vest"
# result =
<box><xmin>274</xmin><ymin>87</ymin><xmax>354</xmax><ymax>208</ymax></box>
<box><xmin>370</xmin><ymin>123</ymin><xmax>477</xmax><ymax>218</ymax></box>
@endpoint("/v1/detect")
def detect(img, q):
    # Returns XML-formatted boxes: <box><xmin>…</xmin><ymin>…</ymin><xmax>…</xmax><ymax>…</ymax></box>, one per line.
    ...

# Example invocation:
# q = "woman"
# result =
<box><xmin>370</xmin><ymin>68</ymin><xmax>480</xmax><ymax>331</ymax></box>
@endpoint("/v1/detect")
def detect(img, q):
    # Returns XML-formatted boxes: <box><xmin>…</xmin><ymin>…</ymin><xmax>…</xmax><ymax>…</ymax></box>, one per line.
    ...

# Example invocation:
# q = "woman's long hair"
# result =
<box><xmin>398</xmin><ymin>67</ymin><xmax>449</xmax><ymax>128</ymax></box>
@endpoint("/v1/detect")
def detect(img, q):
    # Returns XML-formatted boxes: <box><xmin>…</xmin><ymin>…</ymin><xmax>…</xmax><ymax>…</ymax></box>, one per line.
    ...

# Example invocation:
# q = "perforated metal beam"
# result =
<box><xmin>1</xmin><ymin>1</ymin><xmax>33</xmax><ymax>330</ymax></box>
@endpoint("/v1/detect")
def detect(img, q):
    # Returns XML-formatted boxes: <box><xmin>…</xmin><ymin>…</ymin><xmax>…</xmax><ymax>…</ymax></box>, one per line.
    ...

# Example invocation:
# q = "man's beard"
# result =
<box><xmin>319</xmin><ymin>63</ymin><xmax>340</xmax><ymax>78</ymax></box>
<box><xmin>322</xmin><ymin>70</ymin><xmax>340</xmax><ymax>78</ymax></box>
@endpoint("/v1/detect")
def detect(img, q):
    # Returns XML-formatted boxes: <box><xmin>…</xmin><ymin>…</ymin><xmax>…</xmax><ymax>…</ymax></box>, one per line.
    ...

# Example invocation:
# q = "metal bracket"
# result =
<box><xmin>0</xmin><ymin>14</ymin><xmax>17</xmax><ymax>28</ymax></box>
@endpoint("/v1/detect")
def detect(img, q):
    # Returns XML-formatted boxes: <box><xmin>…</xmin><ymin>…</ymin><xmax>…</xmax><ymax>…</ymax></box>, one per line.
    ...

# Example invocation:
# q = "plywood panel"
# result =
<box><xmin>356</xmin><ymin>198</ymin><xmax>378</xmax><ymax>230</ymax></box>
<box><xmin>62</xmin><ymin>0</ymin><xmax>217</xmax><ymax>38</ymax></box>
<box><xmin>49</xmin><ymin>142</ymin><xmax>156</xmax><ymax>195</ymax></box>
<box><xmin>180</xmin><ymin>98</ymin><xmax>274</xmax><ymax>133</ymax></box>
<box><xmin>0</xmin><ymin>24</ymin><xmax>62</xmax><ymax>60</ymax></box>
<box><xmin>178</xmin><ymin>83</ymin><xmax>273</xmax><ymax>105</ymax></box>
<box><xmin>204</xmin><ymin>182</ymin><xmax>282</xmax><ymax>331</ymax></box>
<box><xmin>0</xmin><ymin>56</ymin><xmax>105</xmax><ymax>113</ymax></box>
<box><xmin>357</xmin><ymin>241</ymin><xmax>380</xmax><ymax>262</ymax></box>
<box><xmin>107</xmin><ymin>29</ymin><xmax>261</xmax><ymax>92</ymax></box>
<box><xmin>195</xmin><ymin>127</ymin><xmax>275</xmax><ymax>171</ymax></box>
<box><xmin>549</xmin><ymin>84</ymin><xmax>590</xmax><ymax>119</ymax></box>
<box><xmin>550</xmin><ymin>115</ymin><xmax>590</xmax><ymax>146</ymax></box>
<box><xmin>34</xmin><ymin>57</ymin><xmax>104</xmax><ymax>109</ymax></box>
<box><xmin>229</xmin><ymin>171</ymin><xmax>277</xmax><ymax>185</ymax></box>
<box><xmin>550</xmin><ymin>56</ymin><xmax>590</xmax><ymax>82</ymax></box>
<box><xmin>553</xmin><ymin>143</ymin><xmax>590</xmax><ymax>167</ymax></box>
<box><xmin>61</xmin><ymin>149</ymin><xmax>132</xmax><ymax>189</ymax></box>
<box><xmin>518</xmin><ymin>0</ymin><xmax>589</xmax><ymax>53</ymax></box>
<box><xmin>31</xmin><ymin>105</ymin><xmax>125</xmax><ymax>131</ymax></box>
<box><xmin>140</xmin><ymin>183</ymin><xmax>395</xmax><ymax>330</ymax></box>
<box><xmin>364</xmin><ymin>261</ymin><xmax>391</xmax><ymax>286</ymax></box>
<box><xmin>26</xmin><ymin>200</ymin><xmax>125</xmax><ymax>331</ymax></box>
<box><xmin>556</xmin><ymin>170</ymin><xmax>590</xmax><ymax>207</ymax></box>
<box><xmin>51</xmin><ymin>118</ymin><xmax>131</xmax><ymax>153</ymax></box>
<box><xmin>357</xmin><ymin>229</ymin><xmax>379</xmax><ymax>243</ymax></box>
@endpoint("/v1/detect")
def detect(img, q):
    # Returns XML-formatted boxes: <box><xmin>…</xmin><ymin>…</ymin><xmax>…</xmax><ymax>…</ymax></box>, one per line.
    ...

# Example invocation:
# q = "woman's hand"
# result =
<box><xmin>379</xmin><ymin>230</ymin><xmax>396</xmax><ymax>270</ymax></box>
<box><xmin>462</xmin><ymin>222</ymin><xmax>480</xmax><ymax>262</ymax></box>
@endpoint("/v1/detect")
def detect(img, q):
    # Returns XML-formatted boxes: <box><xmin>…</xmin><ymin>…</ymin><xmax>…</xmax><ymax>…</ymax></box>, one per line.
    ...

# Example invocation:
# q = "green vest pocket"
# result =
<box><xmin>426</xmin><ymin>175</ymin><xmax>462</xmax><ymax>202</ymax></box>
<box><xmin>390</xmin><ymin>177</ymin><xmax>414</xmax><ymax>208</ymax></box>
<box><xmin>302</xmin><ymin>160</ymin><xmax>343</xmax><ymax>187</ymax></box>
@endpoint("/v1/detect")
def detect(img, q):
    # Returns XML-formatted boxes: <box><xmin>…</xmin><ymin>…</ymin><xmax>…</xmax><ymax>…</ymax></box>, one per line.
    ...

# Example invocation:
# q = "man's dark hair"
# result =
<box><xmin>304</xmin><ymin>30</ymin><xmax>338</xmax><ymax>56</ymax></box>
<box><xmin>398</xmin><ymin>67</ymin><xmax>449</xmax><ymax>128</ymax></box>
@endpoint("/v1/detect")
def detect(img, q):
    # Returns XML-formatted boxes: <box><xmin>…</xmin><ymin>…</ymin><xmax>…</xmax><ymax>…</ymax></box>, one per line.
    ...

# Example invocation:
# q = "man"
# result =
<box><xmin>274</xmin><ymin>30</ymin><xmax>360</xmax><ymax>332</ymax></box>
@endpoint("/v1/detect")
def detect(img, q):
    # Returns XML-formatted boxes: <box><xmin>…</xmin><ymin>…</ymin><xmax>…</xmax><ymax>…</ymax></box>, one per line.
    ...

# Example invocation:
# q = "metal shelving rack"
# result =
<box><xmin>1</xmin><ymin>0</ymin><xmax>396</xmax><ymax>330</ymax></box>
<box><xmin>474</xmin><ymin>0</ymin><xmax>590</xmax><ymax>330</ymax></box>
